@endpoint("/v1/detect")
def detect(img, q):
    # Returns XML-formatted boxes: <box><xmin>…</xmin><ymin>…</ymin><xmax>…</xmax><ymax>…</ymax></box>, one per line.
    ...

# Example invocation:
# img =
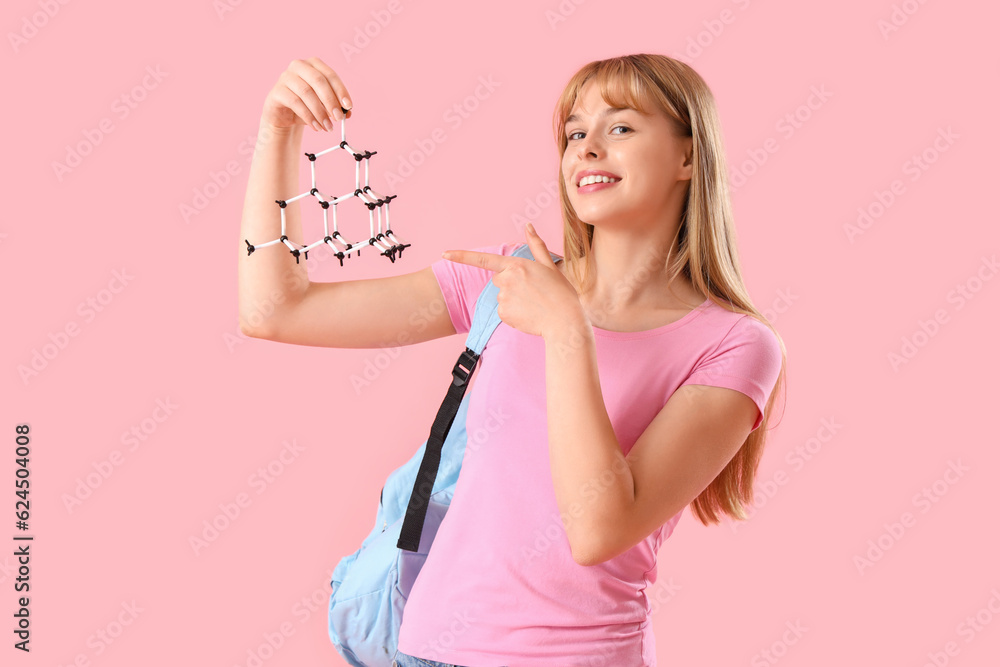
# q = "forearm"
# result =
<box><xmin>544</xmin><ymin>319</ymin><xmax>634</xmax><ymax>563</ymax></box>
<box><xmin>237</xmin><ymin>117</ymin><xmax>309</xmax><ymax>335</ymax></box>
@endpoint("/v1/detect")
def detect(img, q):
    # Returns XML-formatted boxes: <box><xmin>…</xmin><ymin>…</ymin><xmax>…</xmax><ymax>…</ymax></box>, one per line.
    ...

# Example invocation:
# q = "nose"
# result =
<box><xmin>576</xmin><ymin>132</ymin><xmax>601</xmax><ymax>159</ymax></box>
<box><xmin>567</xmin><ymin>137</ymin><xmax>599</xmax><ymax>184</ymax></box>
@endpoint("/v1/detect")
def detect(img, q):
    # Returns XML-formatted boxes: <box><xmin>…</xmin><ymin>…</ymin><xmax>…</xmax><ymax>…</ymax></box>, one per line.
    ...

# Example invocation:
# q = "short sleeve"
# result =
<box><xmin>680</xmin><ymin>315</ymin><xmax>783</xmax><ymax>431</ymax></box>
<box><xmin>430</xmin><ymin>242</ymin><xmax>522</xmax><ymax>334</ymax></box>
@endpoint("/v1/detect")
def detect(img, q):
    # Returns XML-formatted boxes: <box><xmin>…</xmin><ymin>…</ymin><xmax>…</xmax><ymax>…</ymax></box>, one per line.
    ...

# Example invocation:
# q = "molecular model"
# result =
<box><xmin>244</xmin><ymin>110</ymin><xmax>410</xmax><ymax>267</ymax></box>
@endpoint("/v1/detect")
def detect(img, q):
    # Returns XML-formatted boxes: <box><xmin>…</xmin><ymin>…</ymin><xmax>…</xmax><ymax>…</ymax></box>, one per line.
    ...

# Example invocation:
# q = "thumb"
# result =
<box><xmin>525</xmin><ymin>223</ymin><xmax>555</xmax><ymax>267</ymax></box>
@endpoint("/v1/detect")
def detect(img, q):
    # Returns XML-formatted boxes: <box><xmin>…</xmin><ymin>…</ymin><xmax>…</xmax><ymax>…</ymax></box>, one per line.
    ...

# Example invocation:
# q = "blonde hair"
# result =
<box><xmin>551</xmin><ymin>53</ymin><xmax>788</xmax><ymax>526</ymax></box>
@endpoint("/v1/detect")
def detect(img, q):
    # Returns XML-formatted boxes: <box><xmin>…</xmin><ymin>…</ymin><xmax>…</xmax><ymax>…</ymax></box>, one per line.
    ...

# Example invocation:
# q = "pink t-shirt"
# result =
<box><xmin>396</xmin><ymin>242</ymin><xmax>783</xmax><ymax>666</ymax></box>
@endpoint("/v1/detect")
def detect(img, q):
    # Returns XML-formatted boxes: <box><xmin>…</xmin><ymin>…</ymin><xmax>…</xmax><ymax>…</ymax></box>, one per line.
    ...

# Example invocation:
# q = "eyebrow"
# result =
<box><xmin>564</xmin><ymin>107</ymin><xmax>632</xmax><ymax>126</ymax></box>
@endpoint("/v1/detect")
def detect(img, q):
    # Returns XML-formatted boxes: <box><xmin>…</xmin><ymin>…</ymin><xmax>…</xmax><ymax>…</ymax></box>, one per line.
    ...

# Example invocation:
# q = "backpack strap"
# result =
<box><xmin>396</xmin><ymin>243</ymin><xmax>563</xmax><ymax>552</ymax></box>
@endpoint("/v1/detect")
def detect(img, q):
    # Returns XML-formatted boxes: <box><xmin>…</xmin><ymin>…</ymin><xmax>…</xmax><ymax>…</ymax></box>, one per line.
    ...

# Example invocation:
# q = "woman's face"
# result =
<box><xmin>561</xmin><ymin>79</ymin><xmax>692</xmax><ymax>232</ymax></box>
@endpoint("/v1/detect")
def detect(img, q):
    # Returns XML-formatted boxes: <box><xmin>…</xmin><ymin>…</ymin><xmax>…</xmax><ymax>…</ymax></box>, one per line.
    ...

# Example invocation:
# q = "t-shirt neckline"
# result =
<box><xmin>589</xmin><ymin>297</ymin><xmax>712</xmax><ymax>339</ymax></box>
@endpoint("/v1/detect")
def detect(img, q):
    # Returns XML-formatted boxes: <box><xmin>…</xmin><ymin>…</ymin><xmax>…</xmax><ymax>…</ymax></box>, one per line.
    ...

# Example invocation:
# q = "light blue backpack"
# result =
<box><xmin>328</xmin><ymin>243</ymin><xmax>560</xmax><ymax>666</ymax></box>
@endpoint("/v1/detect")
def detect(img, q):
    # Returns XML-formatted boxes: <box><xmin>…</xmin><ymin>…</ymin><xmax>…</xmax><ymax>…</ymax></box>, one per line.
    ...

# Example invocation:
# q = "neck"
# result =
<box><xmin>572</xmin><ymin>220</ymin><xmax>697</xmax><ymax>311</ymax></box>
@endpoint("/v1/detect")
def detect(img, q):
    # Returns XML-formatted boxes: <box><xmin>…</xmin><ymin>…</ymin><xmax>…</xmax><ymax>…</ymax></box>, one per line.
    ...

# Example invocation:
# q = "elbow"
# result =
<box><xmin>571</xmin><ymin>547</ymin><xmax>608</xmax><ymax>567</ymax></box>
<box><xmin>567</xmin><ymin>510</ymin><xmax>631</xmax><ymax>566</ymax></box>
<box><xmin>569</xmin><ymin>535</ymin><xmax>610</xmax><ymax>567</ymax></box>
<box><xmin>569</xmin><ymin>518</ymin><xmax>633</xmax><ymax>566</ymax></box>
<box><xmin>238</xmin><ymin>318</ymin><xmax>269</xmax><ymax>339</ymax></box>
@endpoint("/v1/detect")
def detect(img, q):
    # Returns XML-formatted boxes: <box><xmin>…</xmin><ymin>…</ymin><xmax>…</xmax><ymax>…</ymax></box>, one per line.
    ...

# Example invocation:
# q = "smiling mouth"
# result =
<box><xmin>576</xmin><ymin>174</ymin><xmax>621</xmax><ymax>188</ymax></box>
<box><xmin>577</xmin><ymin>179</ymin><xmax>620</xmax><ymax>193</ymax></box>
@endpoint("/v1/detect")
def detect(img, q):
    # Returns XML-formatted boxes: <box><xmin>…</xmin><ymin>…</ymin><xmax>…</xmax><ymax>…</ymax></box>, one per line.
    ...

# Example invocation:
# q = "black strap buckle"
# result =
<box><xmin>451</xmin><ymin>348</ymin><xmax>478</xmax><ymax>387</ymax></box>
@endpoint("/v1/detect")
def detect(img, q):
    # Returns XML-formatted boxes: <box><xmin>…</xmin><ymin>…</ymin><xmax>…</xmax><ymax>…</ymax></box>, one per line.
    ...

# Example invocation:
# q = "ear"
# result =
<box><xmin>679</xmin><ymin>136</ymin><xmax>694</xmax><ymax>181</ymax></box>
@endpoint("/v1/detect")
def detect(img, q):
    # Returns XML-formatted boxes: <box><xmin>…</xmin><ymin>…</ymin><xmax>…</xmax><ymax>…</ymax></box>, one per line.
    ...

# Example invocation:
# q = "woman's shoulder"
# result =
<box><xmin>699</xmin><ymin>300</ymin><xmax>779</xmax><ymax>344</ymax></box>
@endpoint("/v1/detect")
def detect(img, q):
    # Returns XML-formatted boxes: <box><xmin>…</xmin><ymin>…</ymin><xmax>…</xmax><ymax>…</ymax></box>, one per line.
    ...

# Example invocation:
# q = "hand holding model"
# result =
<box><xmin>261</xmin><ymin>57</ymin><xmax>354</xmax><ymax>133</ymax></box>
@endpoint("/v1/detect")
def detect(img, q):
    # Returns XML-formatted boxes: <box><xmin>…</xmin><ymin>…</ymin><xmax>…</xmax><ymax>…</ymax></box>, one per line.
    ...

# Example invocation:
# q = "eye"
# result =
<box><xmin>566</xmin><ymin>126</ymin><xmax>631</xmax><ymax>141</ymax></box>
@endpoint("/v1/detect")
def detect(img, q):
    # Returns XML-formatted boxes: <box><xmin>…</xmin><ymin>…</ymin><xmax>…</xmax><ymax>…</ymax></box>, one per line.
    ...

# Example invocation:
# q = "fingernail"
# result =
<box><xmin>311</xmin><ymin>120</ymin><xmax>322</xmax><ymax>132</ymax></box>
<box><xmin>526</xmin><ymin>222</ymin><xmax>536</xmax><ymax>235</ymax></box>
<box><xmin>323</xmin><ymin>118</ymin><xmax>334</xmax><ymax>132</ymax></box>
<box><xmin>342</xmin><ymin>97</ymin><xmax>352</xmax><ymax>109</ymax></box>
<box><xmin>441</xmin><ymin>251</ymin><xmax>452</xmax><ymax>259</ymax></box>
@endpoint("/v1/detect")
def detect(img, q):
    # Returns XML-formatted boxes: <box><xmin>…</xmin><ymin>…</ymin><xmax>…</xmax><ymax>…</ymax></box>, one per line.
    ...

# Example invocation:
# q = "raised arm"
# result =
<box><xmin>237</xmin><ymin>57</ymin><xmax>456</xmax><ymax>349</ymax></box>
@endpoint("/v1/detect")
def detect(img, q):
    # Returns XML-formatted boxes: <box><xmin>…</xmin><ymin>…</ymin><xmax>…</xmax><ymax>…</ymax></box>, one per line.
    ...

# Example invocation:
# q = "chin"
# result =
<box><xmin>572</xmin><ymin>206</ymin><xmax>624</xmax><ymax>226</ymax></box>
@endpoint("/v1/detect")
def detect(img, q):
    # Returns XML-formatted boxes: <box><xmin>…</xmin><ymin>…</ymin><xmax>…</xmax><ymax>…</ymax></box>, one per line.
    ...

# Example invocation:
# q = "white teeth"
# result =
<box><xmin>577</xmin><ymin>174</ymin><xmax>619</xmax><ymax>187</ymax></box>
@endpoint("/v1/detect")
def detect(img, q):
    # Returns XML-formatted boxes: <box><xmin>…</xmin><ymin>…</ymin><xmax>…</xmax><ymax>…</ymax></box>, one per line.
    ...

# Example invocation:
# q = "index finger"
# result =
<box><xmin>303</xmin><ymin>57</ymin><xmax>353</xmax><ymax>119</ymax></box>
<box><xmin>441</xmin><ymin>250</ymin><xmax>513</xmax><ymax>273</ymax></box>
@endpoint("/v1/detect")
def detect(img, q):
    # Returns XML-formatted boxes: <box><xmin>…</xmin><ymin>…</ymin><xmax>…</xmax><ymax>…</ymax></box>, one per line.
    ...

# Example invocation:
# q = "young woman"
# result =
<box><xmin>239</xmin><ymin>53</ymin><xmax>787</xmax><ymax>667</ymax></box>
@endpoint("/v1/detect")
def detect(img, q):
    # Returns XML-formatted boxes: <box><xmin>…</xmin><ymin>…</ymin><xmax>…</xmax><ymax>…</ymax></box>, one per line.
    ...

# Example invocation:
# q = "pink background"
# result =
<box><xmin>4</xmin><ymin>0</ymin><xmax>999</xmax><ymax>665</ymax></box>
